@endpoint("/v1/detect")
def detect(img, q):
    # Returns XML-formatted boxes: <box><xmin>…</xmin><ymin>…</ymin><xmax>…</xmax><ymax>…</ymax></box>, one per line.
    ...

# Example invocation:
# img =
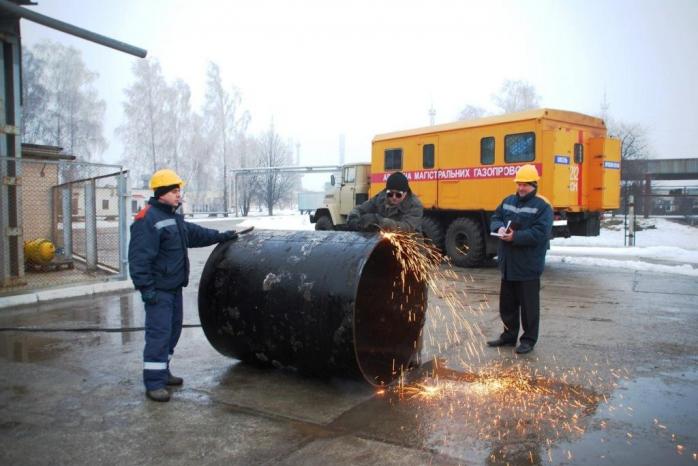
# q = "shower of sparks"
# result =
<box><xmin>376</xmin><ymin>229</ymin><xmax>694</xmax><ymax>463</ymax></box>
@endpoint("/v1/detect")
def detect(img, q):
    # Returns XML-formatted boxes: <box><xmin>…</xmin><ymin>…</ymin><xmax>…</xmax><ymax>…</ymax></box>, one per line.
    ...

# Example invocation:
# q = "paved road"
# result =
<box><xmin>0</xmin><ymin>238</ymin><xmax>696</xmax><ymax>465</ymax></box>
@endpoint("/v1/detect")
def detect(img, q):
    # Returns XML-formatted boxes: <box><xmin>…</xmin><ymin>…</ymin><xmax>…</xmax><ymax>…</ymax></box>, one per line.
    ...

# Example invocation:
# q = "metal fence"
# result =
<box><xmin>618</xmin><ymin>182</ymin><xmax>698</xmax><ymax>218</ymax></box>
<box><xmin>0</xmin><ymin>157</ymin><xmax>128</xmax><ymax>294</ymax></box>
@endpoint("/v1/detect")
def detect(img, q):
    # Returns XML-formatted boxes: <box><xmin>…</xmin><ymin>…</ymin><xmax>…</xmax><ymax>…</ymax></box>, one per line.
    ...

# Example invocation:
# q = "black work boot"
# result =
<box><xmin>515</xmin><ymin>342</ymin><xmax>534</xmax><ymax>354</ymax></box>
<box><xmin>146</xmin><ymin>388</ymin><xmax>170</xmax><ymax>402</ymax></box>
<box><xmin>486</xmin><ymin>338</ymin><xmax>516</xmax><ymax>347</ymax></box>
<box><xmin>167</xmin><ymin>374</ymin><xmax>183</xmax><ymax>386</ymax></box>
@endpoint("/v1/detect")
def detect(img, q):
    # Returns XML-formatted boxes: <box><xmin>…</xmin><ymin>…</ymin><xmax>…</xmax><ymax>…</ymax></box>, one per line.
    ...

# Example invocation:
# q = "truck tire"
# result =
<box><xmin>421</xmin><ymin>216</ymin><xmax>445</xmax><ymax>251</ymax></box>
<box><xmin>445</xmin><ymin>218</ymin><xmax>485</xmax><ymax>267</ymax></box>
<box><xmin>314</xmin><ymin>215</ymin><xmax>334</xmax><ymax>231</ymax></box>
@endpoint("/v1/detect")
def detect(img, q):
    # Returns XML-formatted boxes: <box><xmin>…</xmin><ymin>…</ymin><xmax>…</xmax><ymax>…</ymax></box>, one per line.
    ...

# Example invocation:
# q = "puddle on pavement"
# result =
<box><xmin>549</xmin><ymin>369</ymin><xmax>698</xmax><ymax>466</ymax></box>
<box><xmin>333</xmin><ymin>362</ymin><xmax>697</xmax><ymax>465</ymax></box>
<box><xmin>0</xmin><ymin>332</ymin><xmax>114</xmax><ymax>363</ymax></box>
<box><xmin>0</xmin><ymin>294</ymin><xmax>146</xmax><ymax>362</ymax></box>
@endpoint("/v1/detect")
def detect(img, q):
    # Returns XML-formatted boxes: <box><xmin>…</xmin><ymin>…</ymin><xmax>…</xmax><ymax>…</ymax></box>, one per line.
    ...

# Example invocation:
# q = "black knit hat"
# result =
<box><xmin>386</xmin><ymin>172</ymin><xmax>409</xmax><ymax>192</ymax></box>
<box><xmin>154</xmin><ymin>184</ymin><xmax>180</xmax><ymax>199</ymax></box>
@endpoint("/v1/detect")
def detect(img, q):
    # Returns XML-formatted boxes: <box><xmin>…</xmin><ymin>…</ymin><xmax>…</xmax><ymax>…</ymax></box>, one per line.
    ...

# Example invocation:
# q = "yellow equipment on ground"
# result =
<box><xmin>24</xmin><ymin>238</ymin><xmax>56</xmax><ymax>265</ymax></box>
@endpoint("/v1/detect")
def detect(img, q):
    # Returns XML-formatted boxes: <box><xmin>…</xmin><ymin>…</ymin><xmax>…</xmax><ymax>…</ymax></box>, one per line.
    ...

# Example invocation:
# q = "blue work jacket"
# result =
<box><xmin>490</xmin><ymin>190</ymin><xmax>553</xmax><ymax>281</ymax></box>
<box><xmin>128</xmin><ymin>198</ymin><xmax>222</xmax><ymax>292</ymax></box>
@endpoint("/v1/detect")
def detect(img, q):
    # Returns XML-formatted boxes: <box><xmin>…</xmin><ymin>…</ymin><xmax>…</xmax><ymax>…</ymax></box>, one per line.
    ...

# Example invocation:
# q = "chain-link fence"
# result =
<box><xmin>0</xmin><ymin>157</ymin><xmax>128</xmax><ymax>295</ymax></box>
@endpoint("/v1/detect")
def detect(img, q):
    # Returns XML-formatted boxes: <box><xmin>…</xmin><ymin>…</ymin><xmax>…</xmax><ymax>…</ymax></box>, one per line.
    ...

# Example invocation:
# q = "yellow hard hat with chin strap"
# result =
<box><xmin>513</xmin><ymin>164</ymin><xmax>540</xmax><ymax>183</ymax></box>
<box><xmin>149</xmin><ymin>169</ymin><xmax>186</xmax><ymax>190</ymax></box>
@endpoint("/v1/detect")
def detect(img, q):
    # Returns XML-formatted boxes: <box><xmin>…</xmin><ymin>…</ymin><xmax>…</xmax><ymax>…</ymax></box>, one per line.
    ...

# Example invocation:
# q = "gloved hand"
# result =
<box><xmin>379</xmin><ymin>217</ymin><xmax>398</xmax><ymax>229</ymax></box>
<box><xmin>346</xmin><ymin>215</ymin><xmax>361</xmax><ymax>231</ymax></box>
<box><xmin>218</xmin><ymin>230</ymin><xmax>239</xmax><ymax>242</ymax></box>
<box><xmin>141</xmin><ymin>289</ymin><xmax>158</xmax><ymax>305</ymax></box>
<box><xmin>359</xmin><ymin>213</ymin><xmax>381</xmax><ymax>230</ymax></box>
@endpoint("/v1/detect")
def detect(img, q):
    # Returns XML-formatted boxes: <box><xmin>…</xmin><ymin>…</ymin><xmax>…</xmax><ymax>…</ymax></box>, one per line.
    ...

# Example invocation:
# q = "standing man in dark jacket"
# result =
<box><xmin>487</xmin><ymin>164</ymin><xmax>553</xmax><ymax>354</ymax></box>
<box><xmin>347</xmin><ymin>171</ymin><xmax>423</xmax><ymax>233</ymax></box>
<box><xmin>129</xmin><ymin>169</ymin><xmax>238</xmax><ymax>402</ymax></box>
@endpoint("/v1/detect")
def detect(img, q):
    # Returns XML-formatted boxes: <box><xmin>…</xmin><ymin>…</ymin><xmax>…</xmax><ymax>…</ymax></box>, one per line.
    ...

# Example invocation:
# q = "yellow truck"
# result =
<box><xmin>311</xmin><ymin>108</ymin><xmax>621</xmax><ymax>267</ymax></box>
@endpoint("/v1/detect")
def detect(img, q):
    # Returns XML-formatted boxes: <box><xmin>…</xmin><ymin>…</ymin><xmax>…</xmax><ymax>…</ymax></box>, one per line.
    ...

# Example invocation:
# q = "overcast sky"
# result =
<box><xmin>20</xmin><ymin>0</ymin><xmax>698</xmax><ymax>176</ymax></box>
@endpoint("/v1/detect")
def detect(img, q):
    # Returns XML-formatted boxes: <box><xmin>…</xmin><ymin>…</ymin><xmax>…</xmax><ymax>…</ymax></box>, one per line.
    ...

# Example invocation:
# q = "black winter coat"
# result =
<box><xmin>490</xmin><ymin>190</ymin><xmax>553</xmax><ymax>281</ymax></box>
<box><xmin>128</xmin><ymin>198</ymin><xmax>223</xmax><ymax>292</ymax></box>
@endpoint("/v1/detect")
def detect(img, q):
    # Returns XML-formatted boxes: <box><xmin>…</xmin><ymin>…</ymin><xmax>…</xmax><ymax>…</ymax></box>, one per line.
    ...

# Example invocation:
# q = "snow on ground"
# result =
<box><xmin>551</xmin><ymin>217</ymin><xmax>697</xmax><ymax>250</ymax></box>
<box><xmin>549</xmin><ymin>217</ymin><xmax>698</xmax><ymax>276</ymax></box>
<box><xmin>190</xmin><ymin>209</ymin><xmax>314</xmax><ymax>231</ymax></box>
<box><xmin>236</xmin><ymin>211</ymin><xmax>315</xmax><ymax>231</ymax></box>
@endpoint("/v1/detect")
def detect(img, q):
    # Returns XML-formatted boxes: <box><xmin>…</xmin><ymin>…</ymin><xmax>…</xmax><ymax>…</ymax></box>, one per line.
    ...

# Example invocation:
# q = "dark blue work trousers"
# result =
<box><xmin>143</xmin><ymin>289</ymin><xmax>183</xmax><ymax>390</ymax></box>
<box><xmin>498</xmin><ymin>278</ymin><xmax>540</xmax><ymax>346</ymax></box>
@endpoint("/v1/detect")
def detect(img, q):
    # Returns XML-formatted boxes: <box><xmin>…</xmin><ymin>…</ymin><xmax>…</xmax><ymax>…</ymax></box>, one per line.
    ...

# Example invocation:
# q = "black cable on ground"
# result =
<box><xmin>0</xmin><ymin>324</ymin><xmax>202</xmax><ymax>333</ymax></box>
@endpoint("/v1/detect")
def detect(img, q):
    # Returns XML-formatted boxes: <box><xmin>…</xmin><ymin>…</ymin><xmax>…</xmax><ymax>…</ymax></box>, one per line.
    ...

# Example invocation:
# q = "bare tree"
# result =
<box><xmin>610</xmin><ymin>121</ymin><xmax>651</xmax><ymax>181</ymax></box>
<box><xmin>23</xmin><ymin>41</ymin><xmax>106</xmax><ymax>161</ymax></box>
<box><xmin>21</xmin><ymin>48</ymin><xmax>49</xmax><ymax>143</ymax></box>
<box><xmin>203</xmin><ymin>62</ymin><xmax>249</xmax><ymax>216</ymax></box>
<box><xmin>492</xmin><ymin>79</ymin><xmax>541</xmax><ymax>114</ymax></box>
<box><xmin>456</xmin><ymin>104</ymin><xmax>487</xmax><ymax>121</ymax></box>
<box><xmin>182</xmin><ymin>112</ymin><xmax>217</xmax><ymax>211</ymax></box>
<box><xmin>116</xmin><ymin>57</ymin><xmax>170</xmax><ymax>181</ymax></box>
<box><xmin>235</xmin><ymin>133</ymin><xmax>260</xmax><ymax>217</ymax></box>
<box><xmin>163</xmin><ymin>79</ymin><xmax>192</xmax><ymax>174</ymax></box>
<box><xmin>254</xmin><ymin>121</ymin><xmax>297</xmax><ymax>215</ymax></box>
<box><xmin>598</xmin><ymin>99</ymin><xmax>651</xmax><ymax>181</ymax></box>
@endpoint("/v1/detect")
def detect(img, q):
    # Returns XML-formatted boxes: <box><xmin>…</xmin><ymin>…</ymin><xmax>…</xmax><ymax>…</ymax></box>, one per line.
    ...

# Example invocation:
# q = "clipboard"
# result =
<box><xmin>490</xmin><ymin>221</ymin><xmax>511</xmax><ymax>237</ymax></box>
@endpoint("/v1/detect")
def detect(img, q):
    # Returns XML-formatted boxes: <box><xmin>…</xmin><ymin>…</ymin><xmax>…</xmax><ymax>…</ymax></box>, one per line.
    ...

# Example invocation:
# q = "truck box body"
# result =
<box><xmin>298</xmin><ymin>191</ymin><xmax>326</xmax><ymax>213</ymax></box>
<box><xmin>370</xmin><ymin>109</ymin><xmax>621</xmax><ymax>215</ymax></box>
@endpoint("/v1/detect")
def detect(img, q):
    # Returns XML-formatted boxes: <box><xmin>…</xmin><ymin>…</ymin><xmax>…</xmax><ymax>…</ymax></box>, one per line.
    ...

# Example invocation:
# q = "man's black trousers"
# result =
<box><xmin>498</xmin><ymin>278</ymin><xmax>540</xmax><ymax>346</ymax></box>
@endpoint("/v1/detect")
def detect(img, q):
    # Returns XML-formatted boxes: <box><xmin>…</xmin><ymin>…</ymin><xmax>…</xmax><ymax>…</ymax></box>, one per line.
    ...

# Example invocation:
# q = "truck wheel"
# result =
<box><xmin>445</xmin><ymin>218</ymin><xmax>485</xmax><ymax>267</ymax></box>
<box><xmin>421</xmin><ymin>217</ymin><xmax>445</xmax><ymax>251</ymax></box>
<box><xmin>314</xmin><ymin>215</ymin><xmax>334</xmax><ymax>231</ymax></box>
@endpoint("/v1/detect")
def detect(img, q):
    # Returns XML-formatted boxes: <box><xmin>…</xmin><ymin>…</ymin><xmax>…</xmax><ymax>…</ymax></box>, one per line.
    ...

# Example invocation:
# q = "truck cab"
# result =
<box><xmin>310</xmin><ymin>163</ymin><xmax>371</xmax><ymax>230</ymax></box>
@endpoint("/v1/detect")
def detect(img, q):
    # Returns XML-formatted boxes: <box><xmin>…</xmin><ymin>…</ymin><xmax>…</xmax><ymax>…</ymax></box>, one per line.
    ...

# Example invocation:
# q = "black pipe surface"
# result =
<box><xmin>198</xmin><ymin>230</ymin><xmax>427</xmax><ymax>386</ymax></box>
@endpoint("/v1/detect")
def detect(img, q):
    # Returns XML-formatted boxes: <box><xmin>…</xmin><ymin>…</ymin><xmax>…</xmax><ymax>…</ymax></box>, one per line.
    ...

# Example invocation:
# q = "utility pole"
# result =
<box><xmin>339</xmin><ymin>134</ymin><xmax>345</xmax><ymax>166</ymax></box>
<box><xmin>428</xmin><ymin>104</ymin><xmax>436</xmax><ymax>126</ymax></box>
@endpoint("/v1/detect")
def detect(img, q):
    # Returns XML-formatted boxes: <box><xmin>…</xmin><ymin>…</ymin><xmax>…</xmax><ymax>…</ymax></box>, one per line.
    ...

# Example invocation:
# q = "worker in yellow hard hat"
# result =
<box><xmin>486</xmin><ymin>163</ymin><xmax>553</xmax><ymax>355</ymax></box>
<box><xmin>129</xmin><ymin>168</ymin><xmax>240</xmax><ymax>402</ymax></box>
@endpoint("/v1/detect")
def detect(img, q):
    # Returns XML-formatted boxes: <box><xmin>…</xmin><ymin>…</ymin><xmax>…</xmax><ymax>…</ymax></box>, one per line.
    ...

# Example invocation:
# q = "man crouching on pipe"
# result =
<box><xmin>346</xmin><ymin>171</ymin><xmax>425</xmax><ymax>367</ymax></box>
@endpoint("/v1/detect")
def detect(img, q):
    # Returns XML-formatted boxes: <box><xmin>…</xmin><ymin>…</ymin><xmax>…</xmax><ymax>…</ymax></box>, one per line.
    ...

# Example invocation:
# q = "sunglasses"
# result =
<box><xmin>386</xmin><ymin>190</ymin><xmax>406</xmax><ymax>198</ymax></box>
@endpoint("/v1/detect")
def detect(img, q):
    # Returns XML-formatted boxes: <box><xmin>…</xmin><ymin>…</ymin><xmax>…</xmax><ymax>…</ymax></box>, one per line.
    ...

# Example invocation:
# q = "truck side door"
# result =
<box><xmin>338</xmin><ymin>165</ymin><xmax>357</xmax><ymax>216</ymax></box>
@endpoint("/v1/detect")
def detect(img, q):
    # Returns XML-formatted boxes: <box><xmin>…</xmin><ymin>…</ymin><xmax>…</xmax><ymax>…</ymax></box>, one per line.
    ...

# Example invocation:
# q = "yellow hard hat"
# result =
<box><xmin>149</xmin><ymin>169</ymin><xmax>186</xmax><ymax>190</ymax></box>
<box><xmin>513</xmin><ymin>164</ymin><xmax>540</xmax><ymax>183</ymax></box>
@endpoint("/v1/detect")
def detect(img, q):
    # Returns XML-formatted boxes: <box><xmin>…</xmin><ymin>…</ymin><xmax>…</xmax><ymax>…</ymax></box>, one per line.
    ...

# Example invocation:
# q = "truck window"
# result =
<box><xmin>384</xmin><ymin>148</ymin><xmax>403</xmax><ymax>170</ymax></box>
<box><xmin>344</xmin><ymin>166</ymin><xmax>356</xmax><ymax>183</ymax></box>
<box><xmin>480</xmin><ymin>137</ymin><xmax>495</xmax><ymax>165</ymax></box>
<box><xmin>423</xmin><ymin>144</ymin><xmax>435</xmax><ymax>168</ymax></box>
<box><xmin>574</xmin><ymin>143</ymin><xmax>584</xmax><ymax>164</ymax></box>
<box><xmin>505</xmin><ymin>132</ymin><xmax>535</xmax><ymax>162</ymax></box>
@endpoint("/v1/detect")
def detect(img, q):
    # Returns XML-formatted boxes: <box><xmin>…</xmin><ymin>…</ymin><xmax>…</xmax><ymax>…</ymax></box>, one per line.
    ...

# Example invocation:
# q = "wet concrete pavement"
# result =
<box><xmin>1</xmin><ymin>241</ymin><xmax>697</xmax><ymax>465</ymax></box>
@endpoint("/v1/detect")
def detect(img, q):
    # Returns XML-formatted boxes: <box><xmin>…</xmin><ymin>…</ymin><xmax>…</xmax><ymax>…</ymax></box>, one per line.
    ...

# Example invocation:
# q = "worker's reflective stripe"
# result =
<box><xmin>154</xmin><ymin>219</ymin><xmax>176</xmax><ymax>230</ymax></box>
<box><xmin>143</xmin><ymin>361</ymin><xmax>167</xmax><ymax>370</ymax></box>
<box><xmin>503</xmin><ymin>204</ymin><xmax>538</xmax><ymax>214</ymax></box>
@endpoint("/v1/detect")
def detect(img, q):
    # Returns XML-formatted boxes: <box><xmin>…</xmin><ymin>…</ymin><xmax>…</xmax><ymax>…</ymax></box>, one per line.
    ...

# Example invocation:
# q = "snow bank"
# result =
<box><xmin>551</xmin><ymin>217</ymin><xmax>697</xmax><ymax>250</ymax></box>
<box><xmin>547</xmin><ymin>255</ymin><xmax>698</xmax><ymax>277</ymax></box>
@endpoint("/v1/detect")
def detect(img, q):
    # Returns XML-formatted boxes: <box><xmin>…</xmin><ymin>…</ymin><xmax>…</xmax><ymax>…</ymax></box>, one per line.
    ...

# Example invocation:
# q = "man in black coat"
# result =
<box><xmin>487</xmin><ymin>164</ymin><xmax>553</xmax><ymax>354</ymax></box>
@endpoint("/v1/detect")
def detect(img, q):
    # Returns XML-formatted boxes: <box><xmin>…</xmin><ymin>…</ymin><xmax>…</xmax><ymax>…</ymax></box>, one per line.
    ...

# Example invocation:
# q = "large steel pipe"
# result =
<box><xmin>198</xmin><ymin>230</ymin><xmax>427</xmax><ymax>386</ymax></box>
